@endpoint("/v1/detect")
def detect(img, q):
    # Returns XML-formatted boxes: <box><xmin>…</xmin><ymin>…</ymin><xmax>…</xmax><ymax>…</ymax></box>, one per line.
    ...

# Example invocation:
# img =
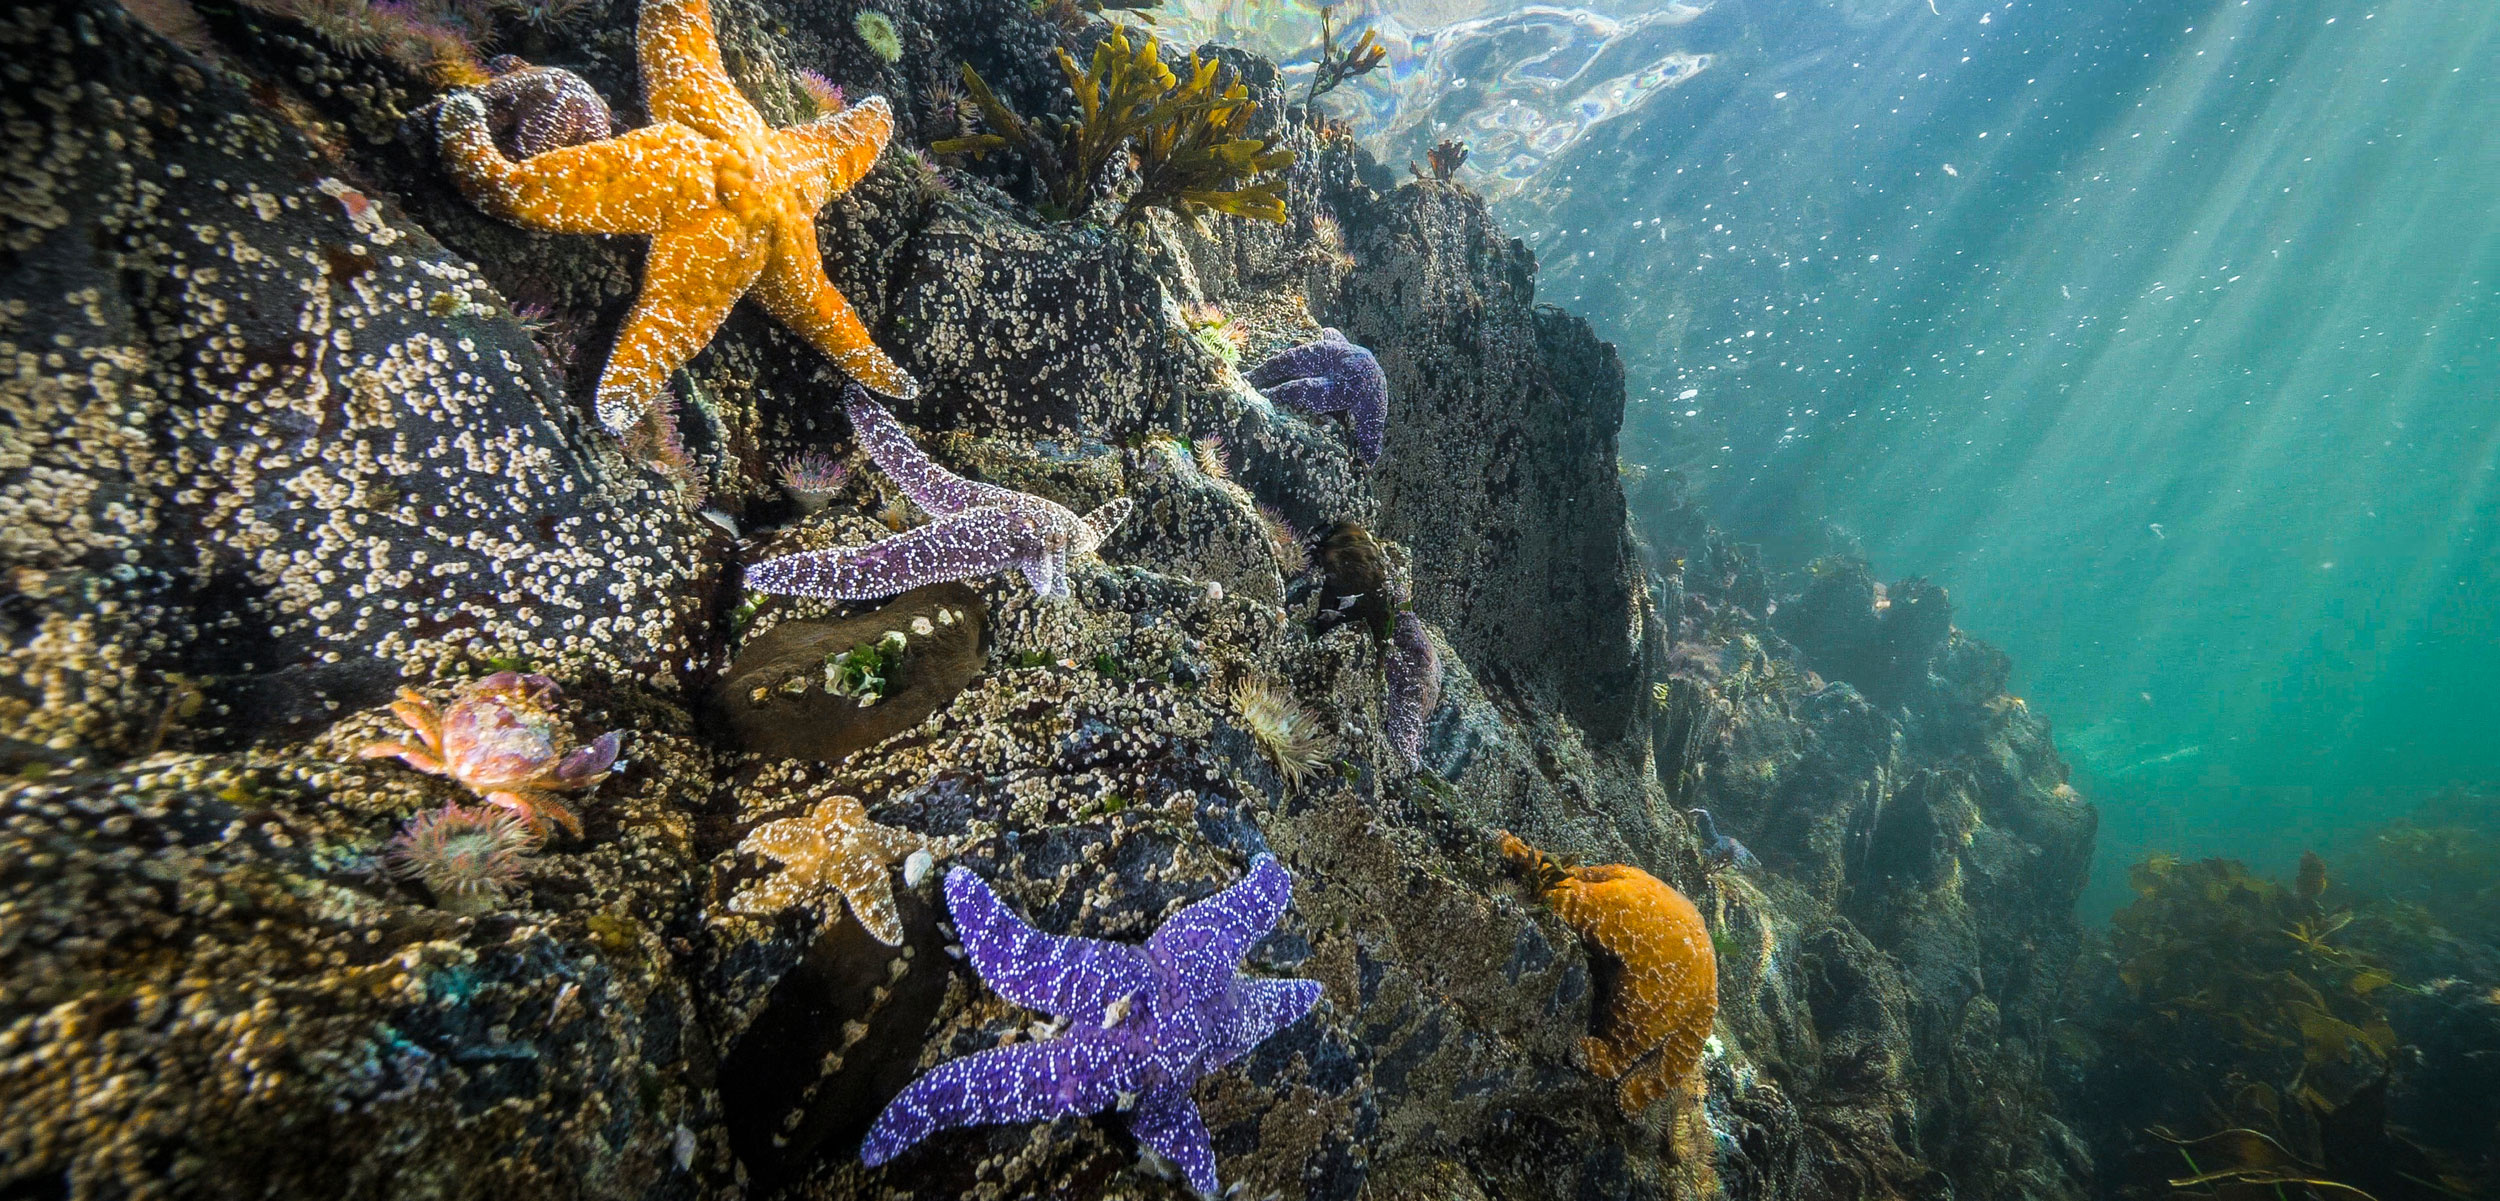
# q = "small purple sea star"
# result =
<box><xmin>1386</xmin><ymin>610</ymin><xmax>1439</xmax><ymax>769</ymax></box>
<box><xmin>474</xmin><ymin>56</ymin><xmax>616</xmax><ymax>159</ymax></box>
<box><xmin>745</xmin><ymin>386</ymin><xmax>1133</xmax><ymax>601</ymax></box>
<box><xmin>860</xmin><ymin>855</ymin><xmax>1323</xmax><ymax>1194</ymax></box>
<box><xmin>1246</xmin><ymin>328</ymin><xmax>1389</xmax><ymax>465</ymax></box>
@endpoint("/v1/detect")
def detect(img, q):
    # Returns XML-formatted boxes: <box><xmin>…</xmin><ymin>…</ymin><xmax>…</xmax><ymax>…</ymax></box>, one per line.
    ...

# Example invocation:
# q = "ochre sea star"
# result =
<box><xmin>745</xmin><ymin>387</ymin><xmax>1132</xmax><ymax>601</ymax></box>
<box><xmin>728</xmin><ymin>793</ymin><xmax>940</xmax><ymax>946</ymax></box>
<box><xmin>1498</xmin><ymin>831</ymin><xmax>1719</xmax><ymax>1114</ymax></box>
<box><xmin>861</xmin><ymin>855</ymin><xmax>1322</xmax><ymax>1194</ymax></box>
<box><xmin>435</xmin><ymin>0</ymin><xmax>919</xmax><ymax>436</ymax></box>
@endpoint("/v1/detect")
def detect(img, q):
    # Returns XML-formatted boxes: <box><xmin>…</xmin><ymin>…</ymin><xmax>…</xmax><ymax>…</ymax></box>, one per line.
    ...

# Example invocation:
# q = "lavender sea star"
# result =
<box><xmin>745</xmin><ymin>387</ymin><xmax>1132</xmax><ymax>601</ymax></box>
<box><xmin>860</xmin><ymin>855</ymin><xmax>1323</xmax><ymax>1194</ymax></box>
<box><xmin>1246</xmin><ymin>328</ymin><xmax>1389</xmax><ymax>464</ymax></box>
<box><xmin>1386</xmin><ymin>609</ymin><xmax>1440</xmax><ymax>769</ymax></box>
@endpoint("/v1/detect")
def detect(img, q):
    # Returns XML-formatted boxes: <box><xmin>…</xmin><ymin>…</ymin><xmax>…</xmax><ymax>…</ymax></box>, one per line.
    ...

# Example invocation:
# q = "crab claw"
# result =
<box><xmin>556</xmin><ymin>730</ymin><xmax>623</xmax><ymax>783</ymax></box>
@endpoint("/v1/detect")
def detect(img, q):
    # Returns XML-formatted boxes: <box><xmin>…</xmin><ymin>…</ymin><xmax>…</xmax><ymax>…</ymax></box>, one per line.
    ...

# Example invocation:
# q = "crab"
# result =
<box><xmin>360</xmin><ymin>671</ymin><xmax>623</xmax><ymax>838</ymax></box>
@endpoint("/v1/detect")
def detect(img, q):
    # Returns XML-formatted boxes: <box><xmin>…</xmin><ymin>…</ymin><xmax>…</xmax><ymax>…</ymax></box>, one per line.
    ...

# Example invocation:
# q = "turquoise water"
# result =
<box><xmin>1396</xmin><ymin>0</ymin><xmax>2500</xmax><ymax>916</ymax></box>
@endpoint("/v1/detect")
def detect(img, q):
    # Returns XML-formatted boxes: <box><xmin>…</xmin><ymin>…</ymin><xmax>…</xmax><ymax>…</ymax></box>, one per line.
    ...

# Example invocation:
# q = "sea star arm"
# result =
<box><xmin>860</xmin><ymin>1039</ymin><xmax>1132</xmax><ymax>1167</ymax></box>
<box><xmin>1079</xmin><ymin>498</ymin><xmax>1132</xmax><ymax>552</ymax></box>
<box><xmin>836</xmin><ymin>390</ymin><xmax>978</xmax><ymax>516</ymax></box>
<box><xmin>1017</xmin><ymin>550</ymin><xmax>1067</xmax><ymax>600</ymax></box>
<box><xmin>744</xmin><ymin>507</ymin><xmax>1047</xmax><ymax>600</ymax></box>
<box><xmin>436</xmin><ymin>93</ymin><xmax>712</xmax><ymax>234</ymax></box>
<box><xmin>1214</xmin><ymin>976</ymin><xmax>1325</xmax><ymax>1068</ymax></box>
<box><xmin>1126</xmin><ymin>1088</ymin><xmax>1219</xmax><ymax>1195</ymax></box>
<box><xmin>1148</xmin><ymin>855</ymin><xmax>1293</xmax><ymax>984</ymax></box>
<box><xmin>1245</xmin><ymin>341</ymin><xmax>1338</xmax><ymax>390</ymax></box>
<box><xmin>1258</xmin><ymin>375</ymin><xmax>1351</xmax><ymax>417</ymax></box>
<box><xmin>636</xmin><ymin>0</ymin><xmax>767</xmax><ymax>141</ymax></box>
<box><xmin>944</xmin><ymin>867</ymin><xmax>1155</xmax><ymax>1022</ymax></box>
<box><xmin>774</xmin><ymin>96</ymin><xmax>896</xmax><ymax>212</ymax></box>
<box><xmin>593</xmin><ymin>211</ymin><xmax>774</xmax><ymax>433</ymax></box>
<box><xmin>754</xmin><ymin>220</ymin><xmax>923</xmax><ymax>401</ymax></box>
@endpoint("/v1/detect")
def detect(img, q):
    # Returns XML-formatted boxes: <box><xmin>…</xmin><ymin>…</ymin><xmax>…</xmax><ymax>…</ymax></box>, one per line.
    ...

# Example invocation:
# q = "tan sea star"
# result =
<box><xmin>435</xmin><ymin>0</ymin><xmax>919</xmax><ymax>438</ymax></box>
<box><xmin>729</xmin><ymin>793</ymin><xmax>942</xmax><ymax>946</ymax></box>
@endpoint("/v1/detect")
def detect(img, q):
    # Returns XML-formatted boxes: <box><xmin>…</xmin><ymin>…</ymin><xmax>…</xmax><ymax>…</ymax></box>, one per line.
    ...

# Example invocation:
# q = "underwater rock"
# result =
<box><xmin>709</xmin><ymin>582</ymin><xmax>985</xmax><ymax>765</ymax></box>
<box><xmin>1306</xmin><ymin>521</ymin><xmax>1395</xmax><ymax>644</ymax></box>
<box><xmin>1334</xmin><ymin>184</ymin><xmax>1647</xmax><ymax>744</ymax></box>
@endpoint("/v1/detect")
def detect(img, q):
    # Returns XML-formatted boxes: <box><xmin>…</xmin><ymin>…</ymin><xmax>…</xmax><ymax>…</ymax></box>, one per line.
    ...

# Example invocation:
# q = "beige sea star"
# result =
<box><xmin>435</xmin><ymin>0</ymin><xmax>919</xmax><ymax>438</ymax></box>
<box><xmin>729</xmin><ymin>793</ymin><xmax>941</xmax><ymax>945</ymax></box>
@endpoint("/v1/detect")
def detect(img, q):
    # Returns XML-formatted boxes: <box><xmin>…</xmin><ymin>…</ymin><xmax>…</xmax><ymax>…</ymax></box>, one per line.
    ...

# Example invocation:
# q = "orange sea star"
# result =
<box><xmin>728</xmin><ymin>793</ymin><xmax>943</xmax><ymax>946</ymax></box>
<box><xmin>1498</xmin><ymin>831</ymin><xmax>1719</xmax><ymax>1114</ymax></box>
<box><xmin>435</xmin><ymin>0</ymin><xmax>920</xmax><ymax>437</ymax></box>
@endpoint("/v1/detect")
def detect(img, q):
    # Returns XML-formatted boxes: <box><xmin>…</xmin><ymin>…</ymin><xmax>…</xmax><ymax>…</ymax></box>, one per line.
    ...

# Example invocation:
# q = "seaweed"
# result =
<box><xmin>1303</xmin><ymin>6</ymin><xmax>1387</xmax><ymax>107</ymax></box>
<box><xmin>933</xmin><ymin>27</ymin><xmax>1294</xmax><ymax>227</ymax></box>
<box><xmin>2109</xmin><ymin>854</ymin><xmax>2397</xmax><ymax>1106</ymax></box>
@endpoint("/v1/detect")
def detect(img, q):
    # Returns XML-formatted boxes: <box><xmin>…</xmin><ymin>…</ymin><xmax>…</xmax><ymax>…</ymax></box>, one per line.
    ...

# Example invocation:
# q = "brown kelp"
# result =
<box><xmin>933</xmin><ymin>27</ymin><xmax>1294</xmax><ymax>226</ymax></box>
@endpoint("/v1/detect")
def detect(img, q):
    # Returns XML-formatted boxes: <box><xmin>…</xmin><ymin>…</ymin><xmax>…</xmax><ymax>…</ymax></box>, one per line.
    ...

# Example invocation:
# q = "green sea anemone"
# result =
<box><xmin>853</xmin><ymin>10</ymin><xmax>902</xmax><ymax>63</ymax></box>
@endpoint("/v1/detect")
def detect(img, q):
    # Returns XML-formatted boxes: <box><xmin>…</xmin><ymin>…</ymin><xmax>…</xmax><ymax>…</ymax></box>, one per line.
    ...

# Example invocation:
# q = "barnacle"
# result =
<box><xmin>1230</xmin><ymin>676</ymin><xmax>1329</xmax><ymax>786</ymax></box>
<box><xmin>1499</xmin><ymin>831</ymin><xmax>1719</xmax><ymax>1114</ymax></box>
<box><xmin>931</xmin><ymin>27</ymin><xmax>1294</xmax><ymax>227</ymax></box>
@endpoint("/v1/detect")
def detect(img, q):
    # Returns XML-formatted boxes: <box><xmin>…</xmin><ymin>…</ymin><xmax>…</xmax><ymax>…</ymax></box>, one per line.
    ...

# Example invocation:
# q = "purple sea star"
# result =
<box><xmin>745</xmin><ymin>387</ymin><xmax>1133</xmax><ymax>601</ymax></box>
<box><xmin>860</xmin><ymin>854</ymin><xmax>1323</xmax><ymax>1194</ymax></box>
<box><xmin>1386</xmin><ymin>610</ymin><xmax>1439</xmax><ymax>769</ymax></box>
<box><xmin>1246</xmin><ymin>328</ymin><xmax>1389</xmax><ymax>464</ymax></box>
<box><xmin>475</xmin><ymin>56</ymin><xmax>616</xmax><ymax>159</ymax></box>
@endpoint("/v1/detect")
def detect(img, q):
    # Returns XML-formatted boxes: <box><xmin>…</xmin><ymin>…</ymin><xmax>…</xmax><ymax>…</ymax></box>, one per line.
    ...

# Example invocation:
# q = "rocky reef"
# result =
<box><xmin>0</xmin><ymin>0</ymin><xmax>2097</xmax><ymax>1197</ymax></box>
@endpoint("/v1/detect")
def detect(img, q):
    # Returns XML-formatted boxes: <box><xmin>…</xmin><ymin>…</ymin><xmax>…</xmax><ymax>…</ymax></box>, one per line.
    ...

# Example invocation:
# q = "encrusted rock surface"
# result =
<box><xmin>2</xmin><ymin>0</ymin><xmax>2098</xmax><ymax>1198</ymax></box>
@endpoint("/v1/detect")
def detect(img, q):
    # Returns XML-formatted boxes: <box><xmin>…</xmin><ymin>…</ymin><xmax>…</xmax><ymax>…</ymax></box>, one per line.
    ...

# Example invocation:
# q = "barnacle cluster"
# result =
<box><xmin>933</xmin><ymin>26</ymin><xmax>1294</xmax><ymax>227</ymax></box>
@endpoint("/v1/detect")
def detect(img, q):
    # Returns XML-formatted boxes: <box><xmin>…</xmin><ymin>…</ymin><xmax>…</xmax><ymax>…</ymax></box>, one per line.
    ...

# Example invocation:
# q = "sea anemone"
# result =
<box><xmin>852</xmin><ymin>10</ymin><xmax>901</xmax><ymax>63</ymax></box>
<box><xmin>623</xmin><ymin>388</ymin><xmax>693</xmax><ymax>477</ymax></box>
<box><xmin>777</xmin><ymin>450</ymin><xmax>848</xmax><ymax>511</ymax></box>
<box><xmin>876</xmin><ymin>492</ymin><xmax>920</xmax><ymax>532</ymax></box>
<box><xmin>796</xmin><ymin>69</ymin><xmax>845</xmax><ymax>114</ymax></box>
<box><xmin>1229</xmin><ymin>676</ymin><xmax>1329</xmax><ymax>786</ymax></box>
<box><xmin>1258</xmin><ymin>504</ymin><xmax>1309</xmax><ymax>578</ymax></box>
<box><xmin>1191</xmin><ymin>435</ymin><xmax>1231</xmax><ymax>480</ymax></box>
<box><xmin>386</xmin><ymin>803</ymin><xmax>535</xmax><ymax>914</ymax></box>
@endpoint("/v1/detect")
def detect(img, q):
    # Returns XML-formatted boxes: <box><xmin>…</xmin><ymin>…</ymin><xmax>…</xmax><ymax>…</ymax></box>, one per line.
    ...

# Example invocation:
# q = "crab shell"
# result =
<box><xmin>362</xmin><ymin>672</ymin><xmax>622</xmax><ymax>837</ymax></box>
